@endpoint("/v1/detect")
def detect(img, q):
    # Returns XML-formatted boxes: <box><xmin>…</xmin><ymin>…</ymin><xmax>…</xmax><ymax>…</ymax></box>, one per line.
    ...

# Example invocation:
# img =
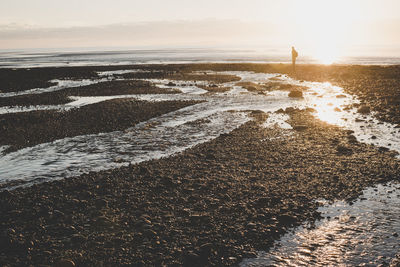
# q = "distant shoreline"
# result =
<box><xmin>2</xmin><ymin>47</ymin><xmax>400</xmax><ymax>68</ymax></box>
<box><xmin>3</xmin><ymin>61</ymin><xmax>400</xmax><ymax>70</ymax></box>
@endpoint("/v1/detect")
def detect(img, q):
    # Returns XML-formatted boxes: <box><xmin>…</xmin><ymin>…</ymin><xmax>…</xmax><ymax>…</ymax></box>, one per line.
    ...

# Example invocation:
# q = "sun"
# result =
<box><xmin>313</xmin><ymin>44</ymin><xmax>342</xmax><ymax>65</ymax></box>
<box><xmin>291</xmin><ymin>0</ymin><xmax>358</xmax><ymax>65</ymax></box>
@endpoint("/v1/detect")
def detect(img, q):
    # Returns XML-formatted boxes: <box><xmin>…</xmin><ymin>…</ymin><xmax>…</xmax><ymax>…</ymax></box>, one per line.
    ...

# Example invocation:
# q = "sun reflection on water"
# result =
<box><xmin>305</xmin><ymin>82</ymin><xmax>349</xmax><ymax>125</ymax></box>
<box><xmin>314</xmin><ymin>100</ymin><xmax>343</xmax><ymax>125</ymax></box>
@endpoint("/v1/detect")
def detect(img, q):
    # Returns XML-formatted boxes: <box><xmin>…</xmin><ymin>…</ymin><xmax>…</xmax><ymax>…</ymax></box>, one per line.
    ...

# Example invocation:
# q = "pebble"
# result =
<box><xmin>55</xmin><ymin>259</ymin><xmax>75</xmax><ymax>267</ymax></box>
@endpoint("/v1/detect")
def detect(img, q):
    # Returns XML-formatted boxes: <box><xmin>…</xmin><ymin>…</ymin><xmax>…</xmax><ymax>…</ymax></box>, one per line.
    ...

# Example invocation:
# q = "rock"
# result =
<box><xmin>183</xmin><ymin>252</ymin><xmax>201</xmax><ymax>266</ymax></box>
<box><xmin>334</xmin><ymin>107</ymin><xmax>341</xmax><ymax>112</ymax></box>
<box><xmin>199</xmin><ymin>243</ymin><xmax>213</xmax><ymax>255</ymax></box>
<box><xmin>189</xmin><ymin>214</ymin><xmax>210</xmax><ymax>224</ymax></box>
<box><xmin>167</xmin><ymin>82</ymin><xmax>176</xmax><ymax>86</ymax></box>
<box><xmin>113</xmin><ymin>157</ymin><xmax>125</xmax><ymax>163</ymax></box>
<box><xmin>55</xmin><ymin>259</ymin><xmax>75</xmax><ymax>267</ymax></box>
<box><xmin>336</xmin><ymin>94</ymin><xmax>347</xmax><ymax>98</ymax></box>
<box><xmin>42</xmin><ymin>251</ymin><xmax>52</xmax><ymax>257</ymax></box>
<box><xmin>143</xmin><ymin>229</ymin><xmax>157</xmax><ymax>239</ymax></box>
<box><xmin>293</xmin><ymin>125</ymin><xmax>308</xmax><ymax>131</ymax></box>
<box><xmin>278</xmin><ymin>214</ymin><xmax>297</xmax><ymax>225</ymax></box>
<box><xmin>347</xmin><ymin>135</ymin><xmax>357</xmax><ymax>143</ymax></box>
<box><xmin>336</xmin><ymin>145</ymin><xmax>353</xmax><ymax>155</ymax></box>
<box><xmin>379</xmin><ymin>147</ymin><xmax>389</xmax><ymax>152</ymax></box>
<box><xmin>254</xmin><ymin>197</ymin><xmax>271</xmax><ymax>207</ymax></box>
<box><xmin>288</xmin><ymin>90</ymin><xmax>303</xmax><ymax>98</ymax></box>
<box><xmin>93</xmin><ymin>216</ymin><xmax>112</xmax><ymax>227</ymax></box>
<box><xmin>6</xmin><ymin>228</ymin><xmax>16</xmax><ymax>235</ymax></box>
<box><xmin>284</xmin><ymin>107</ymin><xmax>296</xmax><ymax>113</ymax></box>
<box><xmin>71</xmin><ymin>234</ymin><xmax>86</xmax><ymax>243</ymax></box>
<box><xmin>390</xmin><ymin>253</ymin><xmax>400</xmax><ymax>267</ymax></box>
<box><xmin>53</xmin><ymin>210</ymin><xmax>65</xmax><ymax>217</ymax></box>
<box><xmin>358</xmin><ymin>105</ymin><xmax>371</xmax><ymax>114</ymax></box>
<box><xmin>95</xmin><ymin>199</ymin><xmax>108</xmax><ymax>209</ymax></box>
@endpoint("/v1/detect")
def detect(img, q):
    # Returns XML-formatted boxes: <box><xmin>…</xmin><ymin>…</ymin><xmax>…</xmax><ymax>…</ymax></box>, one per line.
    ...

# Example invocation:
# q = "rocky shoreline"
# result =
<box><xmin>1</xmin><ymin>63</ymin><xmax>400</xmax><ymax>266</ymax></box>
<box><xmin>1</xmin><ymin>108</ymin><xmax>399</xmax><ymax>266</ymax></box>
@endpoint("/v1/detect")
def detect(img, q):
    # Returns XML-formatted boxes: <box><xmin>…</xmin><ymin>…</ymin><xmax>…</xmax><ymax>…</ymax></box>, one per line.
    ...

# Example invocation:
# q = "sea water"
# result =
<box><xmin>1</xmin><ymin>46</ymin><xmax>400</xmax><ymax>68</ymax></box>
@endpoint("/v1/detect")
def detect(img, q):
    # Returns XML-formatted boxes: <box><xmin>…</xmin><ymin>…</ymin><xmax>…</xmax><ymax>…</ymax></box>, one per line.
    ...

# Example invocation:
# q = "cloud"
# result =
<box><xmin>2</xmin><ymin>18</ymin><xmax>399</xmax><ymax>50</ymax></box>
<box><xmin>0</xmin><ymin>19</ymin><xmax>281</xmax><ymax>49</ymax></box>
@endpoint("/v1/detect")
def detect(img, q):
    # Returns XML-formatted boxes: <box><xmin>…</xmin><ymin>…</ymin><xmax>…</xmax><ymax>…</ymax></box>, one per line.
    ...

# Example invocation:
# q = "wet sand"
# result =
<box><xmin>1</xmin><ymin>63</ymin><xmax>400</xmax><ymax>266</ymax></box>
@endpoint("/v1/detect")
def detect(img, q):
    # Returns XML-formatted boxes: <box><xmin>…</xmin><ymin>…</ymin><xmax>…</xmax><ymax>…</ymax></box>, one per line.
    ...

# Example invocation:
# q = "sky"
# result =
<box><xmin>1</xmin><ymin>0</ymin><xmax>400</xmax><ymax>58</ymax></box>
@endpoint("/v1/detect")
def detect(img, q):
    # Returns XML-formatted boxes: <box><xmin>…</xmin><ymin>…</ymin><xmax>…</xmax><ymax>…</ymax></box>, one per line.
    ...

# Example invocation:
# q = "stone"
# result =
<box><xmin>55</xmin><ymin>259</ymin><xmax>75</xmax><ymax>267</ymax></box>
<box><xmin>288</xmin><ymin>90</ymin><xmax>303</xmax><ymax>98</ymax></box>
<box><xmin>183</xmin><ymin>252</ymin><xmax>201</xmax><ymax>266</ymax></box>
<box><xmin>336</xmin><ymin>145</ymin><xmax>353</xmax><ymax>155</ymax></box>
<box><xmin>358</xmin><ymin>105</ymin><xmax>371</xmax><ymax>114</ymax></box>
<box><xmin>95</xmin><ymin>199</ymin><xmax>108</xmax><ymax>209</ymax></box>
<box><xmin>293</xmin><ymin>125</ymin><xmax>308</xmax><ymax>131</ymax></box>
<box><xmin>378</xmin><ymin>147</ymin><xmax>389</xmax><ymax>152</ymax></box>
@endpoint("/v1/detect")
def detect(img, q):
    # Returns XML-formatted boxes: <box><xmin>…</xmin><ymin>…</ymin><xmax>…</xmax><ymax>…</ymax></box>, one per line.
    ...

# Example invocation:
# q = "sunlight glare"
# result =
<box><xmin>292</xmin><ymin>0</ymin><xmax>359</xmax><ymax>64</ymax></box>
<box><xmin>308</xmin><ymin>83</ymin><xmax>346</xmax><ymax>125</ymax></box>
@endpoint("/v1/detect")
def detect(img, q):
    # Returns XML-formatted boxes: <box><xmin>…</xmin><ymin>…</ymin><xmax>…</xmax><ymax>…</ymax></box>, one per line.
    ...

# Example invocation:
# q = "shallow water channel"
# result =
<box><xmin>240</xmin><ymin>182</ymin><xmax>400</xmax><ymax>266</ymax></box>
<box><xmin>1</xmin><ymin>70</ymin><xmax>400</xmax><ymax>264</ymax></box>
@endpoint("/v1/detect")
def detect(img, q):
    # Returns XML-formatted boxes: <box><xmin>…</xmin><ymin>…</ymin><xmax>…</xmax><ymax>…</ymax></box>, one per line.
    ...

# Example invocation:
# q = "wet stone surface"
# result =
<box><xmin>1</xmin><ymin>64</ymin><xmax>400</xmax><ymax>266</ymax></box>
<box><xmin>241</xmin><ymin>182</ymin><xmax>400</xmax><ymax>266</ymax></box>
<box><xmin>1</xmin><ymin>110</ymin><xmax>399</xmax><ymax>266</ymax></box>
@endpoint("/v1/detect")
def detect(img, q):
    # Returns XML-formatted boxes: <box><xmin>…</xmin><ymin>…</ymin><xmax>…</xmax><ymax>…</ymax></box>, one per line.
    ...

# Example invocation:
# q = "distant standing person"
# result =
<box><xmin>291</xmin><ymin>46</ymin><xmax>298</xmax><ymax>72</ymax></box>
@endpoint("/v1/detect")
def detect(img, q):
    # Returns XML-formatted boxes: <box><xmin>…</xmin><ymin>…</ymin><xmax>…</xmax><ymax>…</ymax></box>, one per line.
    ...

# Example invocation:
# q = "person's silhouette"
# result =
<box><xmin>291</xmin><ymin>46</ymin><xmax>298</xmax><ymax>72</ymax></box>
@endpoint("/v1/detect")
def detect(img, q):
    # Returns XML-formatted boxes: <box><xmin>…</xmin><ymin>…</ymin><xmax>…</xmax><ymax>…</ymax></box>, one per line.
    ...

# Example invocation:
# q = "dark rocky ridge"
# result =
<box><xmin>0</xmin><ymin>80</ymin><xmax>179</xmax><ymax>107</ymax></box>
<box><xmin>0</xmin><ymin>98</ymin><xmax>200</xmax><ymax>152</ymax></box>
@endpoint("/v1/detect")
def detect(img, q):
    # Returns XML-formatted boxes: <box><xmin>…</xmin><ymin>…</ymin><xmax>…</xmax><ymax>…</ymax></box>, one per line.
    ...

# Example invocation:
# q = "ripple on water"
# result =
<box><xmin>0</xmin><ymin>107</ymin><xmax>249</xmax><ymax>189</ymax></box>
<box><xmin>240</xmin><ymin>182</ymin><xmax>400</xmax><ymax>266</ymax></box>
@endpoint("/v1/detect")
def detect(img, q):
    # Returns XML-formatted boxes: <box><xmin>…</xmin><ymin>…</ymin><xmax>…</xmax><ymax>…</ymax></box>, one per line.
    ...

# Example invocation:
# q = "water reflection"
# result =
<box><xmin>305</xmin><ymin>82</ymin><xmax>353</xmax><ymax>125</ymax></box>
<box><xmin>240</xmin><ymin>182</ymin><xmax>400</xmax><ymax>266</ymax></box>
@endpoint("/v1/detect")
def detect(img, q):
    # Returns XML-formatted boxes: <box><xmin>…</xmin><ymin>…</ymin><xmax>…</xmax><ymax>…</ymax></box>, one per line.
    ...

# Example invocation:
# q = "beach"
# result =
<box><xmin>1</xmin><ymin>63</ymin><xmax>400</xmax><ymax>266</ymax></box>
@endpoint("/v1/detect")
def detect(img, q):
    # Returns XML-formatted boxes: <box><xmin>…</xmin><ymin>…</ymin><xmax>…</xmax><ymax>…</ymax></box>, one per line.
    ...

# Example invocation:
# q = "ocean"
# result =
<box><xmin>1</xmin><ymin>46</ymin><xmax>400</xmax><ymax>68</ymax></box>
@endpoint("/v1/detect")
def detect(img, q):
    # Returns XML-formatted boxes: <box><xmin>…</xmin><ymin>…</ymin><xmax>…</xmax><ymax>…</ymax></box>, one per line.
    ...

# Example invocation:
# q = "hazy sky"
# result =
<box><xmin>1</xmin><ymin>0</ymin><xmax>400</xmax><ymax>53</ymax></box>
